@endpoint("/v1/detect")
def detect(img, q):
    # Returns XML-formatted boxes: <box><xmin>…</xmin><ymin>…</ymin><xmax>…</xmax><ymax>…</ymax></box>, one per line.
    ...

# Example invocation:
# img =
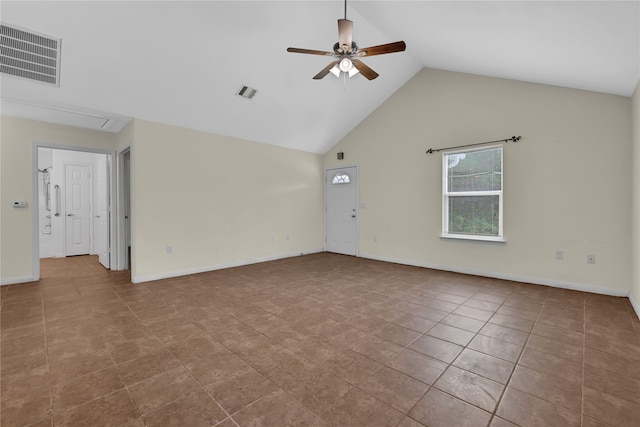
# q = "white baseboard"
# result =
<box><xmin>629</xmin><ymin>292</ymin><xmax>640</xmax><ymax>321</ymax></box>
<box><xmin>7</xmin><ymin>250</ymin><xmax>638</xmax><ymax>323</ymax></box>
<box><xmin>359</xmin><ymin>252</ymin><xmax>630</xmax><ymax>297</ymax></box>
<box><xmin>132</xmin><ymin>248</ymin><xmax>324</xmax><ymax>284</ymax></box>
<box><xmin>0</xmin><ymin>276</ymin><xmax>37</xmax><ymax>286</ymax></box>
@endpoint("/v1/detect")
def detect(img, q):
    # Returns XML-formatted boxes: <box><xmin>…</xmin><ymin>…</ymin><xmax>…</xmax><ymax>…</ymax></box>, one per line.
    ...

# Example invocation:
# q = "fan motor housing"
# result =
<box><xmin>333</xmin><ymin>41</ymin><xmax>357</xmax><ymax>55</ymax></box>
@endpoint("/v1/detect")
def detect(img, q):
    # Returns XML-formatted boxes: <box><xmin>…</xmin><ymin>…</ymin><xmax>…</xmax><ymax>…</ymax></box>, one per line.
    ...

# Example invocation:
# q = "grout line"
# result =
<box><xmin>485</xmin><ymin>288</ymin><xmax>547</xmax><ymax>426</ymax></box>
<box><xmin>581</xmin><ymin>297</ymin><xmax>586</xmax><ymax>427</ymax></box>
<box><xmin>395</xmin><ymin>290</ymin><xmax>513</xmax><ymax>422</ymax></box>
<box><xmin>108</xmin><ymin>284</ymin><xmax>238</xmax><ymax>425</ymax></box>
<box><xmin>47</xmin><ymin>279</ymin><xmax>137</xmax><ymax>422</ymax></box>
<box><xmin>13</xmin><ymin>256</ymin><xmax>640</xmax><ymax>427</ymax></box>
<box><xmin>52</xmin><ymin>388</ymin><xmax>130</xmax><ymax>419</ymax></box>
<box><xmin>0</xmin><ymin>289</ymin><xmax>2</xmax><ymax>426</ymax></box>
<box><xmin>40</xmin><ymin>279</ymin><xmax>55</xmax><ymax>426</ymax></box>
<box><xmin>480</xmin><ymin>297</ymin><xmax>512</xmax><ymax>427</ymax></box>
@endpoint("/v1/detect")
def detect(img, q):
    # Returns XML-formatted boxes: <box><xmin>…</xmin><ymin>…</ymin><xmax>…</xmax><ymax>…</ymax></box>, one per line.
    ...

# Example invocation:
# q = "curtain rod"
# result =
<box><xmin>426</xmin><ymin>136</ymin><xmax>521</xmax><ymax>154</ymax></box>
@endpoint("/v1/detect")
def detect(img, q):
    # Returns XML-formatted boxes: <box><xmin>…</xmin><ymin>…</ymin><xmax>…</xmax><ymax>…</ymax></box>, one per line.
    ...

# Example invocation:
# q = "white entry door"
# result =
<box><xmin>325</xmin><ymin>166</ymin><xmax>357</xmax><ymax>255</ymax></box>
<box><xmin>65</xmin><ymin>163</ymin><xmax>92</xmax><ymax>256</ymax></box>
<box><xmin>94</xmin><ymin>155</ymin><xmax>110</xmax><ymax>268</ymax></box>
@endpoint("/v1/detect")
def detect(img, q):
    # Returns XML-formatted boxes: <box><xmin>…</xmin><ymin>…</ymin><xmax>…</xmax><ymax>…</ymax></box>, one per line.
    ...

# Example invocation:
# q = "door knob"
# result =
<box><xmin>351</xmin><ymin>215</ymin><xmax>356</xmax><ymax>218</ymax></box>
<box><xmin>67</xmin><ymin>213</ymin><xmax>75</xmax><ymax>217</ymax></box>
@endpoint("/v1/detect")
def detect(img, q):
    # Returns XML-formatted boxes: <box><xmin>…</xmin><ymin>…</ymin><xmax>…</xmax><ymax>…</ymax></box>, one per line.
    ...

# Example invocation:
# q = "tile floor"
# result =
<box><xmin>1</xmin><ymin>253</ymin><xmax>640</xmax><ymax>427</ymax></box>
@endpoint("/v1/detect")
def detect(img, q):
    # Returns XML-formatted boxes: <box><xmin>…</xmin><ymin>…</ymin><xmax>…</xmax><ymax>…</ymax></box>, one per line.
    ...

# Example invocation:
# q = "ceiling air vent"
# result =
<box><xmin>0</xmin><ymin>24</ymin><xmax>61</xmax><ymax>86</ymax></box>
<box><xmin>236</xmin><ymin>85</ymin><xmax>257</xmax><ymax>100</ymax></box>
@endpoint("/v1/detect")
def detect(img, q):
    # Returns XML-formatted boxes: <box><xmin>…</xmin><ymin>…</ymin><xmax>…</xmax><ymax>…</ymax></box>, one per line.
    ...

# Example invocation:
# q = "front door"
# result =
<box><xmin>325</xmin><ymin>166</ymin><xmax>357</xmax><ymax>255</ymax></box>
<box><xmin>65</xmin><ymin>163</ymin><xmax>92</xmax><ymax>256</ymax></box>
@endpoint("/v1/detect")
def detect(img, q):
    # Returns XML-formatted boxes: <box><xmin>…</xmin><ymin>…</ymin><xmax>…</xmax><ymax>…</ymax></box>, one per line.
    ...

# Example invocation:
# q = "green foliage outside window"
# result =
<box><xmin>445</xmin><ymin>147</ymin><xmax>502</xmax><ymax>237</ymax></box>
<box><xmin>448</xmin><ymin>196</ymin><xmax>499</xmax><ymax>236</ymax></box>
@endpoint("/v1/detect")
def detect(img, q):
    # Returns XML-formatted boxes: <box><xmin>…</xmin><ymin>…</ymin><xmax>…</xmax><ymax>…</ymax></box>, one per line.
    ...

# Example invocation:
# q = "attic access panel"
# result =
<box><xmin>0</xmin><ymin>23</ymin><xmax>61</xmax><ymax>86</ymax></box>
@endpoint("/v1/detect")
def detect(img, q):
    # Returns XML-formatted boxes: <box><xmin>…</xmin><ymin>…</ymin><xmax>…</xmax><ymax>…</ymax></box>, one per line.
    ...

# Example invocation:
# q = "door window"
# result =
<box><xmin>332</xmin><ymin>172</ymin><xmax>351</xmax><ymax>184</ymax></box>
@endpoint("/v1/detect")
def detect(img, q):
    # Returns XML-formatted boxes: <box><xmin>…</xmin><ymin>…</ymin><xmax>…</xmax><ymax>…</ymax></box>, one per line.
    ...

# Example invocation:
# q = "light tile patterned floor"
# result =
<box><xmin>1</xmin><ymin>253</ymin><xmax>640</xmax><ymax>426</ymax></box>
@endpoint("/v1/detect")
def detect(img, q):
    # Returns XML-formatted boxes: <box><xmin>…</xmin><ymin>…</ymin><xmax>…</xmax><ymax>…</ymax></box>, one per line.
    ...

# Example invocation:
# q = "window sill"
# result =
<box><xmin>440</xmin><ymin>234</ymin><xmax>506</xmax><ymax>243</ymax></box>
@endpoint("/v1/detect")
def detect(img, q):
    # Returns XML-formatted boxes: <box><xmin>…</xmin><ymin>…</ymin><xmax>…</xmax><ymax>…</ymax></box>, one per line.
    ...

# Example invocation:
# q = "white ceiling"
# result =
<box><xmin>1</xmin><ymin>1</ymin><xmax>638</xmax><ymax>154</ymax></box>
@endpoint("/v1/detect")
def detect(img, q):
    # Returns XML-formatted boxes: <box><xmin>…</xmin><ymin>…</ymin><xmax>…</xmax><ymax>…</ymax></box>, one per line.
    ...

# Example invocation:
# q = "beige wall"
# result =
<box><xmin>0</xmin><ymin>117</ymin><xmax>118</xmax><ymax>283</ymax></box>
<box><xmin>2</xmin><ymin>70</ymin><xmax>635</xmax><ymax>301</ymax></box>
<box><xmin>325</xmin><ymin>68</ymin><xmax>632</xmax><ymax>295</ymax></box>
<box><xmin>1</xmin><ymin>117</ymin><xmax>324</xmax><ymax>284</ymax></box>
<box><xmin>130</xmin><ymin>120</ymin><xmax>324</xmax><ymax>282</ymax></box>
<box><xmin>116</xmin><ymin>119</ymin><xmax>135</xmax><ymax>151</ymax></box>
<box><xmin>631</xmin><ymin>81</ymin><xmax>640</xmax><ymax>313</ymax></box>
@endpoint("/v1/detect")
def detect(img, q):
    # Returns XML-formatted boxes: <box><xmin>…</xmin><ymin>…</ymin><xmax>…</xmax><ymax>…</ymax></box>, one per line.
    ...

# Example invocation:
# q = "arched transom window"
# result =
<box><xmin>332</xmin><ymin>172</ymin><xmax>351</xmax><ymax>184</ymax></box>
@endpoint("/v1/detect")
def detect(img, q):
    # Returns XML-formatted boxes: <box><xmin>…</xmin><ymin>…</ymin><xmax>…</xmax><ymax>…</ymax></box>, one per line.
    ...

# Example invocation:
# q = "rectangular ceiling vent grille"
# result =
<box><xmin>0</xmin><ymin>24</ymin><xmax>61</xmax><ymax>86</ymax></box>
<box><xmin>236</xmin><ymin>85</ymin><xmax>257</xmax><ymax>100</ymax></box>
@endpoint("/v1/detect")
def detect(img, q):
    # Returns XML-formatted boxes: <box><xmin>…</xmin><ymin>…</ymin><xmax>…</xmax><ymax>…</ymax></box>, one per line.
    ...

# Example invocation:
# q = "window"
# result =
<box><xmin>442</xmin><ymin>146</ymin><xmax>503</xmax><ymax>241</ymax></box>
<box><xmin>332</xmin><ymin>172</ymin><xmax>351</xmax><ymax>184</ymax></box>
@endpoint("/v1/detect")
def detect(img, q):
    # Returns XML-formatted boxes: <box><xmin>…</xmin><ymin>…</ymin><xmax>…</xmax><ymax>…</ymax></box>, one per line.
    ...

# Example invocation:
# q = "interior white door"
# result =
<box><xmin>94</xmin><ymin>155</ymin><xmax>110</xmax><ymax>268</ymax></box>
<box><xmin>65</xmin><ymin>163</ymin><xmax>92</xmax><ymax>256</ymax></box>
<box><xmin>325</xmin><ymin>166</ymin><xmax>357</xmax><ymax>255</ymax></box>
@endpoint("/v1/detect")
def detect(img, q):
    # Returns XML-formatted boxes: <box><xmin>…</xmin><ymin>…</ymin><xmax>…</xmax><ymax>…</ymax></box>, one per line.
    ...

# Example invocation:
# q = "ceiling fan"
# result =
<box><xmin>287</xmin><ymin>0</ymin><xmax>406</xmax><ymax>80</ymax></box>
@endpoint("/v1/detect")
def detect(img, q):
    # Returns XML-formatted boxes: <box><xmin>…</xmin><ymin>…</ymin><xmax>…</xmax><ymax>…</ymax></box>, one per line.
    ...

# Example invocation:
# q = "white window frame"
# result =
<box><xmin>441</xmin><ymin>145</ymin><xmax>505</xmax><ymax>242</ymax></box>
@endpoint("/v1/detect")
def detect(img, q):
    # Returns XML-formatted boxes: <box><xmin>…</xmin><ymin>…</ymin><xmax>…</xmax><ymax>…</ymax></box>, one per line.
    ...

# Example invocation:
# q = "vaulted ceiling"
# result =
<box><xmin>1</xmin><ymin>1</ymin><xmax>638</xmax><ymax>154</ymax></box>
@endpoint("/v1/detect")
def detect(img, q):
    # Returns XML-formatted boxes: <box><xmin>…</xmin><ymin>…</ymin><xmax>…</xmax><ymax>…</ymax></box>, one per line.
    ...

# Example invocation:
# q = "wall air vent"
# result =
<box><xmin>236</xmin><ymin>85</ymin><xmax>257</xmax><ymax>100</ymax></box>
<box><xmin>0</xmin><ymin>24</ymin><xmax>61</xmax><ymax>86</ymax></box>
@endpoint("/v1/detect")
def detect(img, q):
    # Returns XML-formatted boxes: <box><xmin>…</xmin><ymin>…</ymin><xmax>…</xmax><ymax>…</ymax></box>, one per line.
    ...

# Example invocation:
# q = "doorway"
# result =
<box><xmin>63</xmin><ymin>162</ymin><xmax>93</xmax><ymax>257</ymax></box>
<box><xmin>325</xmin><ymin>166</ymin><xmax>358</xmax><ymax>256</ymax></box>
<box><xmin>34</xmin><ymin>144</ymin><xmax>115</xmax><ymax>278</ymax></box>
<box><xmin>118</xmin><ymin>148</ymin><xmax>131</xmax><ymax>270</ymax></box>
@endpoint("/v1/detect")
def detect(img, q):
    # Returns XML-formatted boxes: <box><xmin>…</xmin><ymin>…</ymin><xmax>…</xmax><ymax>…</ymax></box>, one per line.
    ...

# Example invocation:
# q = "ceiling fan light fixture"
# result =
<box><xmin>329</xmin><ymin>64</ymin><xmax>359</xmax><ymax>79</ymax></box>
<box><xmin>286</xmin><ymin>0</ymin><xmax>405</xmax><ymax>81</ymax></box>
<box><xmin>339</xmin><ymin>57</ymin><xmax>353</xmax><ymax>72</ymax></box>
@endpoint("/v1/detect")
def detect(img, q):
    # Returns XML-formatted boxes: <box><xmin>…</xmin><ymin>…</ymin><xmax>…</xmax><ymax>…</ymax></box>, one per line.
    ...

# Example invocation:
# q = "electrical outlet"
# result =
<box><xmin>555</xmin><ymin>250</ymin><xmax>564</xmax><ymax>260</ymax></box>
<box><xmin>286</xmin><ymin>234</ymin><xmax>290</xmax><ymax>241</ymax></box>
<box><xmin>587</xmin><ymin>255</ymin><xmax>596</xmax><ymax>264</ymax></box>
<box><xmin>166</xmin><ymin>245</ymin><xmax>173</xmax><ymax>254</ymax></box>
<box><xmin>373</xmin><ymin>236</ymin><xmax>377</xmax><ymax>242</ymax></box>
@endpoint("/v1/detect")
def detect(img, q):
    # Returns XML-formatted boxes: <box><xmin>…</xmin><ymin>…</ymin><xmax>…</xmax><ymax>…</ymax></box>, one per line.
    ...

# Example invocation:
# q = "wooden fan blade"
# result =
<box><xmin>337</xmin><ymin>19</ymin><xmax>353</xmax><ymax>52</ymax></box>
<box><xmin>287</xmin><ymin>47</ymin><xmax>334</xmax><ymax>56</ymax></box>
<box><xmin>356</xmin><ymin>41</ymin><xmax>406</xmax><ymax>57</ymax></box>
<box><xmin>352</xmin><ymin>59</ymin><xmax>379</xmax><ymax>80</ymax></box>
<box><xmin>313</xmin><ymin>61</ymin><xmax>339</xmax><ymax>80</ymax></box>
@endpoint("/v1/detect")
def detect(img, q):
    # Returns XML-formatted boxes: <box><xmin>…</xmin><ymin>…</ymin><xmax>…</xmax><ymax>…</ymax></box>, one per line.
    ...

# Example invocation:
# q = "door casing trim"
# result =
<box><xmin>31</xmin><ymin>141</ymin><xmax>117</xmax><ymax>281</ymax></box>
